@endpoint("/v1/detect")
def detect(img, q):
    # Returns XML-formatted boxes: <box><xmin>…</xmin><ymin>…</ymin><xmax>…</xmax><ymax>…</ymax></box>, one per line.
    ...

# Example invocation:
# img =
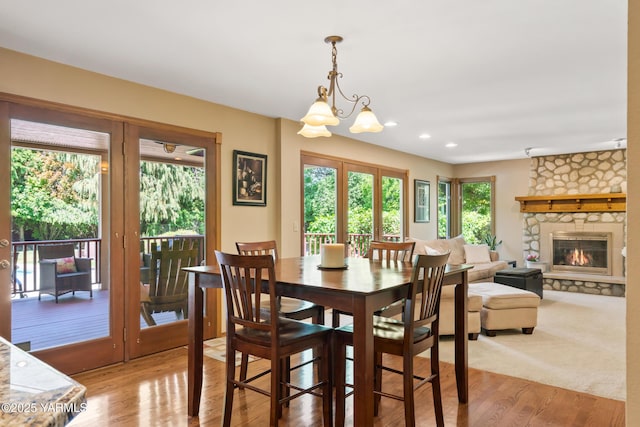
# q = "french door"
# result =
<box><xmin>0</xmin><ymin>97</ymin><xmax>220</xmax><ymax>373</ymax></box>
<box><xmin>301</xmin><ymin>153</ymin><xmax>408</xmax><ymax>256</ymax></box>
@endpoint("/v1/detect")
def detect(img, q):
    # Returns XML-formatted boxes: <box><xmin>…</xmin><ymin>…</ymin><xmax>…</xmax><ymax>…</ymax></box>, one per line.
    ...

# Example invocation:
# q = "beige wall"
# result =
<box><xmin>454</xmin><ymin>159</ymin><xmax>530</xmax><ymax>264</ymax></box>
<box><xmin>627</xmin><ymin>0</ymin><xmax>639</xmax><ymax>423</ymax></box>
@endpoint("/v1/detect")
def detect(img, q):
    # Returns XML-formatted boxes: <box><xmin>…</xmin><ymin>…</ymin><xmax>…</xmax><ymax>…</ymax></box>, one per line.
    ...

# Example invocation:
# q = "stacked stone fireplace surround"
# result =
<box><xmin>521</xmin><ymin>149</ymin><xmax>626</xmax><ymax>296</ymax></box>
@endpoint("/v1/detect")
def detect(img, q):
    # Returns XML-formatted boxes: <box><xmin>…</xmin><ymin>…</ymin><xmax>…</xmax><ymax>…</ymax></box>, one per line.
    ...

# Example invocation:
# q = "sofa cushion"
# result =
<box><xmin>464</xmin><ymin>244</ymin><xmax>491</xmax><ymax>264</ymax></box>
<box><xmin>408</xmin><ymin>235</ymin><xmax>466</xmax><ymax>265</ymax></box>
<box><xmin>468</xmin><ymin>260</ymin><xmax>509</xmax><ymax>283</ymax></box>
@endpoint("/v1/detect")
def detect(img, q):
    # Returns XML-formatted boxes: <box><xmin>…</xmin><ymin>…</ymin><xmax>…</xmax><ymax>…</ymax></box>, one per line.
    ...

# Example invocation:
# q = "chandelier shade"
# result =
<box><xmin>297</xmin><ymin>123</ymin><xmax>332</xmax><ymax>138</ymax></box>
<box><xmin>301</xmin><ymin>97</ymin><xmax>340</xmax><ymax>127</ymax></box>
<box><xmin>349</xmin><ymin>106</ymin><xmax>384</xmax><ymax>134</ymax></box>
<box><xmin>299</xmin><ymin>35</ymin><xmax>383</xmax><ymax>137</ymax></box>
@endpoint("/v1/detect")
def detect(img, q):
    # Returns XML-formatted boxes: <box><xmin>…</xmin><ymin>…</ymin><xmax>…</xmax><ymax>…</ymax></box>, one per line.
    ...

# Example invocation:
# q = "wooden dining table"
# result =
<box><xmin>185</xmin><ymin>255</ymin><xmax>472</xmax><ymax>425</ymax></box>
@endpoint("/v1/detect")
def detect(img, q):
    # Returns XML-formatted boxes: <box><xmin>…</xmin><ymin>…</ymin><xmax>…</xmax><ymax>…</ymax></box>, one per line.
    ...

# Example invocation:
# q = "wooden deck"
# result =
<box><xmin>11</xmin><ymin>288</ymin><xmax>178</xmax><ymax>351</ymax></box>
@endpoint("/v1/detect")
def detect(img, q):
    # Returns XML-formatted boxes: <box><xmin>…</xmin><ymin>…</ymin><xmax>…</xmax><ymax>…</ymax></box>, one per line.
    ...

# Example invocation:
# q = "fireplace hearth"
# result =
<box><xmin>549</xmin><ymin>231</ymin><xmax>612</xmax><ymax>276</ymax></box>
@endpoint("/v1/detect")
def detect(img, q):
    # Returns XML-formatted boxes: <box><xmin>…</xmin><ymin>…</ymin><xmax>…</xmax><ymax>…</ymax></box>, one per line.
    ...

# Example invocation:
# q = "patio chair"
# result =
<box><xmin>38</xmin><ymin>243</ymin><xmax>93</xmax><ymax>303</ymax></box>
<box><xmin>140</xmin><ymin>240</ymin><xmax>199</xmax><ymax>326</ymax></box>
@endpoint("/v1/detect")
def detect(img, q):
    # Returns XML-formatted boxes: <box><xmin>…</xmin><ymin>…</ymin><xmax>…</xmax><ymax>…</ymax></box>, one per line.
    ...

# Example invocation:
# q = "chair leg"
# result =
<box><xmin>140</xmin><ymin>305</ymin><xmax>157</xmax><ymax>327</ymax></box>
<box><xmin>322</xmin><ymin>342</ymin><xmax>333</xmax><ymax>427</ymax></box>
<box><xmin>270</xmin><ymin>356</ymin><xmax>281</xmax><ymax>426</ymax></box>
<box><xmin>239</xmin><ymin>353</ymin><xmax>250</xmax><ymax>383</ymax></box>
<box><xmin>335</xmin><ymin>335</ymin><xmax>347</xmax><ymax>427</ymax></box>
<box><xmin>223</xmin><ymin>346</ymin><xmax>236</xmax><ymax>427</ymax></box>
<box><xmin>403</xmin><ymin>355</ymin><xmax>415</xmax><ymax>427</ymax></box>
<box><xmin>374</xmin><ymin>351</ymin><xmax>383</xmax><ymax>416</ymax></box>
<box><xmin>430</xmin><ymin>345</ymin><xmax>445</xmax><ymax>427</ymax></box>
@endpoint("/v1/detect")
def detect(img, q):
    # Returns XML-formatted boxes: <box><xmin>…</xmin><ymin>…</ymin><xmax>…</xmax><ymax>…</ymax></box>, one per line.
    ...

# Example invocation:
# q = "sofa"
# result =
<box><xmin>407</xmin><ymin>236</ymin><xmax>509</xmax><ymax>339</ymax></box>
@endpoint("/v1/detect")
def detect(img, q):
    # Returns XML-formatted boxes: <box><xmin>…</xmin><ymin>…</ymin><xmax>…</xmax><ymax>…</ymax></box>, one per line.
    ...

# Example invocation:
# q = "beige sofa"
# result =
<box><xmin>407</xmin><ymin>236</ymin><xmax>509</xmax><ymax>339</ymax></box>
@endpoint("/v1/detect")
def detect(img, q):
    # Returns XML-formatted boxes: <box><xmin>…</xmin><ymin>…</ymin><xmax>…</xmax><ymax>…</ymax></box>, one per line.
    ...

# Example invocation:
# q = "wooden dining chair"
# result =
<box><xmin>334</xmin><ymin>252</ymin><xmax>450</xmax><ymax>427</ymax></box>
<box><xmin>332</xmin><ymin>240</ymin><xmax>416</xmax><ymax>327</ymax></box>
<box><xmin>214</xmin><ymin>251</ymin><xmax>333</xmax><ymax>426</ymax></box>
<box><xmin>236</xmin><ymin>240</ymin><xmax>326</xmax><ymax>382</ymax></box>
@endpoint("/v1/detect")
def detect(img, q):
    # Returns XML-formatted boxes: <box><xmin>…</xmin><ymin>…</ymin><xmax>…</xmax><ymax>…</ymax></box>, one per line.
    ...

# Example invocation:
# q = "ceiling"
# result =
<box><xmin>0</xmin><ymin>1</ymin><xmax>628</xmax><ymax>164</ymax></box>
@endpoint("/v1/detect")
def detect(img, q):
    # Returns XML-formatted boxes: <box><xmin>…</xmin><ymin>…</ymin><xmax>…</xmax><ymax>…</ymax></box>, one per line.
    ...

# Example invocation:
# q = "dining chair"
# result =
<box><xmin>214</xmin><ymin>251</ymin><xmax>333</xmax><ymax>426</ymax></box>
<box><xmin>236</xmin><ymin>240</ymin><xmax>326</xmax><ymax>382</ymax></box>
<box><xmin>332</xmin><ymin>240</ymin><xmax>416</xmax><ymax>327</ymax></box>
<box><xmin>334</xmin><ymin>252</ymin><xmax>450</xmax><ymax>427</ymax></box>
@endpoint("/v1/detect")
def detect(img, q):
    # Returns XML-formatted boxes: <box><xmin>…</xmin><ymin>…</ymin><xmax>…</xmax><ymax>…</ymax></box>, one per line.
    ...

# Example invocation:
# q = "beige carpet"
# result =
<box><xmin>433</xmin><ymin>289</ymin><xmax>626</xmax><ymax>401</ymax></box>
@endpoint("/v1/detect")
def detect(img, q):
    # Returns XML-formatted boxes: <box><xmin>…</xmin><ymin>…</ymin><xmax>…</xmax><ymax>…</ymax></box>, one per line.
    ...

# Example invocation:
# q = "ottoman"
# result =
<box><xmin>494</xmin><ymin>267</ymin><xmax>543</xmax><ymax>299</ymax></box>
<box><xmin>469</xmin><ymin>282</ymin><xmax>541</xmax><ymax>337</ymax></box>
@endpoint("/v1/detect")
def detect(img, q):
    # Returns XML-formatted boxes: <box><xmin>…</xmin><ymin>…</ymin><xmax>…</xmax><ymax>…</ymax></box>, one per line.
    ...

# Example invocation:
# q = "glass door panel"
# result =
<box><xmin>438</xmin><ymin>179</ymin><xmax>452</xmax><ymax>239</ymax></box>
<box><xmin>10</xmin><ymin>119</ymin><xmax>110</xmax><ymax>351</ymax></box>
<box><xmin>381</xmin><ymin>176</ymin><xmax>403</xmax><ymax>242</ymax></box>
<box><xmin>347</xmin><ymin>169</ymin><xmax>374</xmax><ymax>257</ymax></box>
<box><xmin>138</xmin><ymin>138</ymin><xmax>205</xmax><ymax>330</ymax></box>
<box><xmin>303</xmin><ymin>164</ymin><xmax>338</xmax><ymax>255</ymax></box>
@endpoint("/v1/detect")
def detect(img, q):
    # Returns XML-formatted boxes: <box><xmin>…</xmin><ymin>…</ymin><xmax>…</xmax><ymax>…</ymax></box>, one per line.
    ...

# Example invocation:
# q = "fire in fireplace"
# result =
<box><xmin>549</xmin><ymin>231</ymin><xmax>612</xmax><ymax>275</ymax></box>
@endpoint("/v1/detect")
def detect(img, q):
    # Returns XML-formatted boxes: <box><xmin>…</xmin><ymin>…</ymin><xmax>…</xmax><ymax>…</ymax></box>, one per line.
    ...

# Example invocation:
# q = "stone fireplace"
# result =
<box><xmin>520</xmin><ymin>149</ymin><xmax>626</xmax><ymax>296</ymax></box>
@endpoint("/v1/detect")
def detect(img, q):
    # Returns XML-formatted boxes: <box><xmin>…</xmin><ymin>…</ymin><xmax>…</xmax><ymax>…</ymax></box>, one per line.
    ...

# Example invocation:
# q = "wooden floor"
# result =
<box><xmin>71</xmin><ymin>346</ymin><xmax>625</xmax><ymax>427</ymax></box>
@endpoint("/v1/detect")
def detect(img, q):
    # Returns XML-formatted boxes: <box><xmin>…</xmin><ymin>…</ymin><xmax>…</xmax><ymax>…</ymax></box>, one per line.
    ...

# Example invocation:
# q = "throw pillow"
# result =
<box><xmin>446</xmin><ymin>235</ymin><xmax>467</xmax><ymax>265</ymax></box>
<box><xmin>464</xmin><ymin>244</ymin><xmax>491</xmax><ymax>264</ymax></box>
<box><xmin>56</xmin><ymin>256</ymin><xmax>77</xmax><ymax>274</ymax></box>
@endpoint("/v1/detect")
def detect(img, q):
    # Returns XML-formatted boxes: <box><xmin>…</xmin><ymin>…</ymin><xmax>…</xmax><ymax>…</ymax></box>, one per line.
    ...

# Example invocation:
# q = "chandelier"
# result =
<box><xmin>298</xmin><ymin>36</ymin><xmax>384</xmax><ymax>138</ymax></box>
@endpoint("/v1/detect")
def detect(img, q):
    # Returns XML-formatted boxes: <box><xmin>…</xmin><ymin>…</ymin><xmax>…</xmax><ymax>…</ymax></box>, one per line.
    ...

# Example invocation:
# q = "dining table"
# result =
<box><xmin>184</xmin><ymin>255</ymin><xmax>472</xmax><ymax>425</ymax></box>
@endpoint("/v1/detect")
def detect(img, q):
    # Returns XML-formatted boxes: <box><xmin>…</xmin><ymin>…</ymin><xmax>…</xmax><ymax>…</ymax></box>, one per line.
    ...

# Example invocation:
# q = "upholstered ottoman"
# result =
<box><xmin>439</xmin><ymin>285</ymin><xmax>483</xmax><ymax>340</ymax></box>
<box><xmin>469</xmin><ymin>282</ymin><xmax>541</xmax><ymax>337</ymax></box>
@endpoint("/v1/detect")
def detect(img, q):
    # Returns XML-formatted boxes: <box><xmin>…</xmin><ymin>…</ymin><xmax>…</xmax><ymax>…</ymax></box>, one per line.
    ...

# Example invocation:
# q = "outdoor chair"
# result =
<box><xmin>215</xmin><ymin>251</ymin><xmax>333</xmax><ymax>426</ymax></box>
<box><xmin>140</xmin><ymin>240</ymin><xmax>199</xmax><ymax>326</ymax></box>
<box><xmin>38</xmin><ymin>243</ymin><xmax>93</xmax><ymax>303</ymax></box>
<box><xmin>334</xmin><ymin>252</ymin><xmax>450</xmax><ymax>427</ymax></box>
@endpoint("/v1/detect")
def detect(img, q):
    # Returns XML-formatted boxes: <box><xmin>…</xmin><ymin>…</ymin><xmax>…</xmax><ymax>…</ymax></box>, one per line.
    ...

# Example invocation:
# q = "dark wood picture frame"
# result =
<box><xmin>414</xmin><ymin>179</ymin><xmax>430</xmax><ymax>222</ymax></box>
<box><xmin>233</xmin><ymin>150</ymin><xmax>267</xmax><ymax>206</ymax></box>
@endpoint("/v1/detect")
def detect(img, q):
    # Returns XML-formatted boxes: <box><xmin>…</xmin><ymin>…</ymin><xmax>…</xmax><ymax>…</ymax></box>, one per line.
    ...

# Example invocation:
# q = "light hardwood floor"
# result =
<box><xmin>71</xmin><ymin>346</ymin><xmax>625</xmax><ymax>426</ymax></box>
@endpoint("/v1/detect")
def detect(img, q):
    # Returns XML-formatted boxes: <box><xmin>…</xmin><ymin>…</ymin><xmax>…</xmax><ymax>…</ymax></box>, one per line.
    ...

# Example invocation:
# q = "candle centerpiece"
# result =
<box><xmin>320</xmin><ymin>243</ymin><xmax>346</xmax><ymax>268</ymax></box>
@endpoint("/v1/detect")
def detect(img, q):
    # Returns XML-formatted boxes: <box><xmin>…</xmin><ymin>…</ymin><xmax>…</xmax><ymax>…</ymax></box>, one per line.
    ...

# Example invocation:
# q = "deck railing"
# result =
<box><xmin>304</xmin><ymin>233</ymin><xmax>401</xmax><ymax>257</ymax></box>
<box><xmin>11</xmin><ymin>238</ymin><xmax>101</xmax><ymax>297</ymax></box>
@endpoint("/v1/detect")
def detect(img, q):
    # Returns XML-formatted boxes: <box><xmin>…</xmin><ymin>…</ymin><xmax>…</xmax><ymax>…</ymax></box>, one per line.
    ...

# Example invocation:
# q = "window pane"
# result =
<box><xmin>438</xmin><ymin>181</ymin><xmax>451</xmax><ymax>239</ymax></box>
<box><xmin>460</xmin><ymin>181</ymin><xmax>492</xmax><ymax>244</ymax></box>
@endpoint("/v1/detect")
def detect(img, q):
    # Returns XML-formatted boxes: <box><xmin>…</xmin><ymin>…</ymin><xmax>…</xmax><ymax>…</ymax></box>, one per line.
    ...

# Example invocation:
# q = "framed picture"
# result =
<box><xmin>414</xmin><ymin>179</ymin><xmax>430</xmax><ymax>222</ymax></box>
<box><xmin>233</xmin><ymin>150</ymin><xmax>267</xmax><ymax>206</ymax></box>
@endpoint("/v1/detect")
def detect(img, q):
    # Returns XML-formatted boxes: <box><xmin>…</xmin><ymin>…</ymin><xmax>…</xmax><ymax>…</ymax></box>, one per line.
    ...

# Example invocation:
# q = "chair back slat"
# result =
<box><xmin>367</xmin><ymin>241</ymin><xmax>415</xmax><ymax>263</ymax></box>
<box><xmin>236</xmin><ymin>240</ymin><xmax>279</xmax><ymax>260</ymax></box>
<box><xmin>215</xmin><ymin>251</ymin><xmax>277</xmax><ymax>334</ymax></box>
<box><xmin>406</xmin><ymin>252</ymin><xmax>450</xmax><ymax>337</ymax></box>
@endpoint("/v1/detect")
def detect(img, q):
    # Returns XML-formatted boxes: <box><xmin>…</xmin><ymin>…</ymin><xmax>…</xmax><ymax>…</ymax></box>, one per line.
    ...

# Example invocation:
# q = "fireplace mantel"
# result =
<box><xmin>515</xmin><ymin>193</ymin><xmax>626</xmax><ymax>213</ymax></box>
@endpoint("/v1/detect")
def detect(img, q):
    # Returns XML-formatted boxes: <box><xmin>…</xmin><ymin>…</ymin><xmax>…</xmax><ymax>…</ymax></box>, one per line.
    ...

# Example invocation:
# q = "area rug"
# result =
<box><xmin>202</xmin><ymin>337</ymin><xmax>260</xmax><ymax>366</ymax></box>
<box><xmin>431</xmin><ymin>289</ymin><xmax>626</xmax><ymax>401</ymax></box>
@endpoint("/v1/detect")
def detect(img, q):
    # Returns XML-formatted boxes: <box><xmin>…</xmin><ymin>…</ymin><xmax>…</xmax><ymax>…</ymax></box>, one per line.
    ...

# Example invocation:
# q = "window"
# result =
<box><xmin>437</xmin><ymin>177</ymin><xmax>452</xmax><ymax>239</ymax></box>
<box><xmin>458</xmin><ymin>176</ymin><xmax>495</xmax><ymax>244</ymax></box>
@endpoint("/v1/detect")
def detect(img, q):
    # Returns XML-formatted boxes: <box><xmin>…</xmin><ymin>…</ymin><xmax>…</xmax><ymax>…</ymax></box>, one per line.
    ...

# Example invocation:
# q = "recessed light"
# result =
<box><xmin>445</xmin><ymin>142</ymin><xmax>458</xmax><ymax>148</ymax></box>
<box><xmin>384</xmin><ymin>121</ymin><xmax>398</xmax><ymax>127</ymax></box>
<box><xmin>419</xmin><ymin>133</ymin><xmax>431</xmax><ymax>140</ymax></box>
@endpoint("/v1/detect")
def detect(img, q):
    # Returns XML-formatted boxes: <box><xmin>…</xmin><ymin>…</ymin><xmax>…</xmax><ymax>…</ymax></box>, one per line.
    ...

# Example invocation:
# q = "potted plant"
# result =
<box><xmin>483</xmin><ymin>234</ymin><xmax>502</xmax><ymax>251</ymax></box>
<box><xmin>525</xmin><ymin>253</ymin><xmax>547</xmax><ymax>271</ymax></box>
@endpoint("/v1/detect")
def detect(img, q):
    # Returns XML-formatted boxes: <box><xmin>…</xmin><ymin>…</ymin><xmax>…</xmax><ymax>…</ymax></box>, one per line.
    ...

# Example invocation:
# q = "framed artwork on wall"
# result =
<box><xmin>414</xmin><ymin>179</ymin><xmax>430</xmax><ymax>222</ymax></box>
<box><xmin>233</xmin><ymin>150</ymin><xmax>267</xmax><ymax>206</ymax></box>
